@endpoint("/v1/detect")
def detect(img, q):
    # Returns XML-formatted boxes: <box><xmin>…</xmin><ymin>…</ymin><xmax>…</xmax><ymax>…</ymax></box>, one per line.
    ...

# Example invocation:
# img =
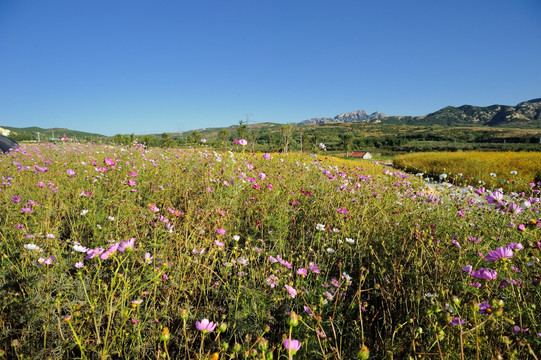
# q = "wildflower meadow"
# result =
<box><xmin>1</xmin><ymin>142</ymin><xmax>540</xmax><ymax>359</ymax></box>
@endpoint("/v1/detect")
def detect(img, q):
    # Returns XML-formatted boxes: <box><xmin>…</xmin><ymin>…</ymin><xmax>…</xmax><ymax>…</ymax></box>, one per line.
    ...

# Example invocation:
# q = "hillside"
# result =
<box><xmin>296</xmin><ymin>99</ymin><xmax>540</xmax><ymax>128</ymax></box>
<box><xmin>0</xmin><ymin>126</ymin><xmax>107</xmax><ymax>141</ymax></box>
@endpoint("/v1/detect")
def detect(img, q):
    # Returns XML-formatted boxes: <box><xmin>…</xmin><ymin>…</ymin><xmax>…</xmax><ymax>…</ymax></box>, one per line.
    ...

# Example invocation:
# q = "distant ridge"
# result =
<box><xmin>298</xmin><ymin>110</ymin><xmax>387</xmax><ymax>125</ymax></box>
<box><xmin>298</xmin><ymin>99</ymin><xmax>541</xmax><ymax>128</ymax></box>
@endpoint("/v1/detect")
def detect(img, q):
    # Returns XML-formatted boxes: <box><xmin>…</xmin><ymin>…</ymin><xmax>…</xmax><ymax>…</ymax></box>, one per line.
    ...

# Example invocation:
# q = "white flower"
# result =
<box><xmin>316</xmin><ymin>224</ymin><xmax>325</xmax><ymax>231</ymax></box>
<box><xmin>510</xmin><ymin>170</ymin><xmax>518</xmax><ymax>175</ymax></box>
<box><xmin>345</xmin><ymin>238</ymin><xmax>355</xmax><ymax>244</ymax></box>
<box><xmin>438</xmin><ymin>174</ymin><xmax>447</xmax><ymax>180</ymax></box>
<box><xmin>232</xmin><ymin>235</ymin><xmax>240</xmax><ymax>241</ymax></box>
<box><xmin>326</xmin><ymin>248</ymin><xmax>335</xmax><ymax>254</ymax></box>
<box><xmin>73</xmin><ymin>244</ymin><xmax>88</xmax><ymax>253</ymax></box>
<box><xmin>80</xmin><ymin>209</ymin><xmax>89</xmax><ymax>216</ymax></box>
<box><xmin>24</xmin><ymin>243</ymin><xmax>41</xmax><ymax>251</ymax></box>
<box><xmin>319</xmin><ymin>143</ymin><xmax>326</xmax><ymax>149</ymax></box>
<box><xmin>490</xmin><ymin>173</ymin><xmax>497</xmax><ymax>177</ymax></box>
<box><xmin>108</xmin><ymin>216</ymin><xmax>115</xmax><ymax>221</ymax></box>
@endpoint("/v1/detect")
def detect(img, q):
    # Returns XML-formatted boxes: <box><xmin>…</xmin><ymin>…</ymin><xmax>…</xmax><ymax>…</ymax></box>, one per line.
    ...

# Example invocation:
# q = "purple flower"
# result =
<box><xmin>308</xmin><ymin>262</ymin><xmax>320</xmax><ymax>274</ymax></box>
<box><xmin>470</xmin><ymin>268</ymin><xmax>498</xmax><ymax>280</ymax></box>
<box><xmin>195</xmin><ymin>318</ymin><xmax>216</xmax><ymax>333</ymax></box>
<box><xmin>268</xmin><ymin>255</ymin><xmax>278</xmax><ymax>263</ymax></box>
<box><xmin>262</xmin><ymin>153</ymin><xmax>271</xmax><ymax>160</ymax></box>
<box><xmin>478</xmin><ymin>301</ymin><xmax>492</xmax><ymax>316</ymax></box>
<box><xmin>507</xmin><ymin>242</ymin><xmax>523</xmax><ymax>251</ymax></box>
<box><xmin>517</xmin><ymin>224</ymin><xmax>526</xmax><ymax>231</ymax></box>
<box><xmin>303</xmin><ymin>306</ymin><xmax>314</xmax><ymax>317</ymax></box>
<box><xmin>452</xmin><ymin>239</ymin><xmax>461</xmax><ymax>248</ymax></box>
<box><xmin>11</xmin><ymin>196</ymin><xmax>21</xmax><ymax>203</ymax></box>
<box><xmin>283</xmin><ymin>339</ymin><xmax>302</xmax><ymax>354</ymax></box>
<box><xmin>74</xmin><ymin>261</ymin><xmax>85</xmax><ymax>269</ymax></box>
<box><xmin>485</xmin><ymin>246</ymin><xmax>514</xmax><ymax>262</ymax></box>
<box><xmin>486</xmin><ymin>191</ymin><xmax>504</xmax><ymax>204</ymax></box>
<box><xmin>462</xmin><ymin>265</ymin><xmax>473</xmax><ymax>272</ymax></box>
<box><xmin>450</xmin><ymin>317</ymin><xmax>466</xmax><ymax>326</ymax></box>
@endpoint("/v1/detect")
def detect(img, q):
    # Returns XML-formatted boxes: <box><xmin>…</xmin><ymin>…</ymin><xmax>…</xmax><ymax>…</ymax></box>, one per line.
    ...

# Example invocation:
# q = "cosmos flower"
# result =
<box><xmin>195</xmin><ymin>319</ymin><xmax>216</xmax><ymax>333</ymax></box>
<box><xmin>283</xmin><ymin>339</ymin><xmax>302</xmax><ymax>354</ymax></box>
<box><xmin>316</xmin><ymin>224</ymin><xmax>325</xmax><ymax>231</ymax></box>
<box><xmin>262</xmin><ymin>153</ymin><xmax>271</xmax><ymax>160</ymax></box>
<box><xmin>118</xmin><ymin>238</ymin><xmax>135</xmax><ymax>252</ymax></box>
<box><xmin>238</xmin><ymin>139</ymin><xmax>247</xmax><ymax>146</ymax></box>
<box><xmin>285</xmin><ymin>284</ymin><xmax>297</xmax><ymax>298</ymax></box>
<box><xmin>485</xmin><ymin>246</ymin><xmax>514</xmax><ymax>262</ymax></box>
<box><xmin>470</xmin><ymin>268</ymin><xmax>498</xmax><ymax>280</ymax></box>
<box><xmin>24</xmin><ymin>244</ymin><xmax>41</xmax><ymax>252</ymax></box>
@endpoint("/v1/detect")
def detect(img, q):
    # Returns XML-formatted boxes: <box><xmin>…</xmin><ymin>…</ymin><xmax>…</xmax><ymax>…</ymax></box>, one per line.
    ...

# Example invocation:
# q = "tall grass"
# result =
<box><xmin>1</xmin><ymin>143</ymin><xmax>540</xmax><ymax>359</ymax></box>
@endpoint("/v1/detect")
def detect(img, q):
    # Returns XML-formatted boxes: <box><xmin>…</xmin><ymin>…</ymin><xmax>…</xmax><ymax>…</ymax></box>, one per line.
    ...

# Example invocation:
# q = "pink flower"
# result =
<box><xmin>200</xmin><ymin>138</ymin><xmax>207</xmax><ymax>143</ymax></box>
<box><xmin>216</xmin><ymin>228</ymin><xmax>226</xmax><ymax>235</ymax></box>
<box><xmin>238</xmin><ymin>139</ymin><xmax>247</xmax><ymax>146</ymax></box>
<box><xmin>285</xmin><ymin>284</ymin><xmax>297</xmax><ymax>298</ymax></box>
<box><xmin>104</xmin><ymin>157</ymin><xmax>115</xmax><ymax>166</ymax></box>
<box><xmin>195</xmin><ymin>319</ymin><xmax>216</xmax><ymax>333</ymax></box>
<box><xmin>297</xmin><ymin>268</ymin><xmax>308</xmax><ymax>277</ymax></box>
<box><xmin>100</xmin><ymin>242</ymin><xmax>120</xmax><ymax>260</ymax></box>
<box><xmin>262</xmin><ymin>153</ymin><xmax>271</xmax><ymax>160</ymax></box>
<box><xmin>283</xmin><ymin>339</ymin><xmax>302</xmax><ymax>354</ymax></box>
<box><xmin>118</xmin><ymin>238</ymin><xmax>136</xmax><ymax>253</ymax></box>
<box><xmin>11</xmin><ymin>196</ymin><xmax>21</xmax><ymax>203</ymax></box>
<box><xmin>268</xmin><ymin>255</ymin><xmax>278</xmax><ymax>263</ymax></box>
<box><xmin>485</xmin><ymin>246</ymin><xmax>514</xmax><ymax>262</ymax></box>
<box><xmin>66</xmin><ymin>169</ymin><xmax>76</xmax><ymax>177</ymax></box>
<box><xmin>85</xmin><ymin>247</ymin><xmax>104</xmax><ymax>259</ymax></box>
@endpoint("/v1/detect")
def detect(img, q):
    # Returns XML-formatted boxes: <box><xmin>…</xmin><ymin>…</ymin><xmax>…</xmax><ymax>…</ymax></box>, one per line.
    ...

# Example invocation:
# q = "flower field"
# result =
<box><xmin>393</xmin><ymin>151</ymin><xmax>541</xmax><ymax>192</ymax></box>
<box><xmin>1</xmin><ymin>143</ymin><xmax>540</xmax><ymax>359</ymax></box>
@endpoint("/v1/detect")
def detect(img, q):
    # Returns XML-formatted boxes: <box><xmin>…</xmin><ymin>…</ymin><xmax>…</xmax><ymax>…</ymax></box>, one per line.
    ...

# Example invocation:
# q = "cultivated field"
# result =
<box><xmin>1</xmin><ymin>143</ymin><xmax>540</xmax><ymax>359</ymax></box>
<box><xmin>393</xmin><ymin>151</ymin><xmax>541</xmax><ymax>192</ymax></box>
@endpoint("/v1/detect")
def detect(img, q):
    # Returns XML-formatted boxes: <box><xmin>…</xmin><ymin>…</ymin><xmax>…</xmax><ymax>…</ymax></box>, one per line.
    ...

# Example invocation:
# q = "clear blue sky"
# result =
<box><xmin>1</xmin><ymin>0</ymin><xmax>540</xmax><ymax>136</ymax></box>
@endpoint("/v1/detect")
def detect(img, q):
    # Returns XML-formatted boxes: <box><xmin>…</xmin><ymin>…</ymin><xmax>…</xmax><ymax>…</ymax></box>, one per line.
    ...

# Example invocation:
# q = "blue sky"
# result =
<box><xmin>1</xmin><ymin>0</ymin><xmax>540</xmax><ymax>136</ymax></box>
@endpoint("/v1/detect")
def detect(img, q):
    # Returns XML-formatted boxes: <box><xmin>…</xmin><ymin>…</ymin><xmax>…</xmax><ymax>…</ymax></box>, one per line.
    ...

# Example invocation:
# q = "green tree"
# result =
<box><xmin>339</xmin><ymin>131</ymin><xmax>354</xmax><ymax>156</ymax></box>
<box><xmin>237</xmin><ymin>120</ymin><xmax>248</xmax><ymax>140</ymax></box>
<box><xmin>160</xmin><ymin>133</ymin><xmax>176</xmax><ymax>148</ymax></box>
<box><xmin>279</xmin><ymin>124</ymin><xmax>294</xmax><ymax>153</ymax></box>
<box><xmin>217</xmin><ymin>129</ymin><xmax>230</xmax><ymax>150</ymax></box>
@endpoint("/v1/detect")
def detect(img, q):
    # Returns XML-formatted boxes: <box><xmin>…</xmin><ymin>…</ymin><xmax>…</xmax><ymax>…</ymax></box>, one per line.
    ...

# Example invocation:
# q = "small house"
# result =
<box><xmin>349</xmin><ymin>151</ymin><xmax>373</xmax><ymax>159</ymax></box>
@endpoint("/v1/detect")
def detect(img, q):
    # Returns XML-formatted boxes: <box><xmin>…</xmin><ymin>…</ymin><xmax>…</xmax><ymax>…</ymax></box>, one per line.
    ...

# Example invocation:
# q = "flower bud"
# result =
<box><xmin>221</xmin><ymin>342</ymin><xmax>229</xmax><ymax>352</ymax></box>
<box><xmin>233</xmin><ymin>343</ymin><xmax>242</xmax><ymax>353</ymax></box>
<box><xmin>160</xmin><ymin>327</ymin><xmax>170</xmax><ymax>342</ymax></box>
<box><xmin>180</xmin><ymin>309</ymin><xmax>188</xmax><ymax>320</ymax></box>
<box><xmin>258</xmin><ymin>338</ymin><xmax>269</xmax><ymax>351</ymax></box>
<box><xmin>357</xmin><ymin>345</ymin><xmax>370</xmax><ymax>360</ymax></box>
<box><xmin>287</xmin><ymin>311</ymin><xmax>299</xmax><ymax>327</ymax></box>
<box><xmin>218</xmin><ymin>322</ymin><xmax>228</xmax><ymax>333</ymax></box>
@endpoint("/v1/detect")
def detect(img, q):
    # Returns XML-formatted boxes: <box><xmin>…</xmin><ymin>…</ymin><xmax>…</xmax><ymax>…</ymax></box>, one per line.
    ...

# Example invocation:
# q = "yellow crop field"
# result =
<box><xmin>393</xmin><ymin>151</ymin><xmax>541</xmax><ymax>191</ymax></box>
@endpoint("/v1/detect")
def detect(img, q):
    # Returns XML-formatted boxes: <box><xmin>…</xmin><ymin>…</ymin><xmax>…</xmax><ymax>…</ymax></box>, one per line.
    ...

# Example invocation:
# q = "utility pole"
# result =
<box><xmin>36</xmin><ymin>132</ymin><xmax>40</xmax><ymax>142</ymax></box>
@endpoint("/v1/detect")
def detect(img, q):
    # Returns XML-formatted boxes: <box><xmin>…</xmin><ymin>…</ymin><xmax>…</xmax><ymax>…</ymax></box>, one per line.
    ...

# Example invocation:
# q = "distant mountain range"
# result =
<box><xmin>298</xmin><ymin>110</ymin><xmax>388</xmax><ymax>125</ymax></box>
<box><xmin>2</xmin><ymin>99</ymin><xmax>540</xmax><ymax>141</ymax></box>
<box><xmin>298</xmin><ymin>98</ymin><xmax>541</xmax><ymax>128</ymax></box>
